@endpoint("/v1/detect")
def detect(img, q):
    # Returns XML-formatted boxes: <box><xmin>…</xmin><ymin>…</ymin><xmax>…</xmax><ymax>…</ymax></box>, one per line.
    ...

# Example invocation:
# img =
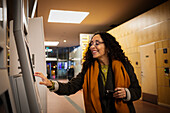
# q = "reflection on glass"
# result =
<box><xmin>0</xmin><ymin>0</ymin><xmax>2</xmax><ymax>28</ymax></box>
<box><xmin>0</xmin><ymin>8</ymin><xmax>3</xmax><ymax>21</ymax></box>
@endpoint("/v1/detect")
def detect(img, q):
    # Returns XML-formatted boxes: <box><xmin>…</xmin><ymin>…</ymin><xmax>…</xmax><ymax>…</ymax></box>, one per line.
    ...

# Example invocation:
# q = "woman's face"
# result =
<box><xmin>89</xmin><ymin>34</ymin><xmax>108</xmax><ymax>60</ymax></box>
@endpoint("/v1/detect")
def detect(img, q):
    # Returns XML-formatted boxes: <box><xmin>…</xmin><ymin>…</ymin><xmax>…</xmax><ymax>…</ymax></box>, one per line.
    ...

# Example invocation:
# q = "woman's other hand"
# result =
<box><xmin>34</xmin><ymin>72</ymin><xmax>52</xmax><ymax>87</ymax></box>
<box><xmin>113</xmin><ymin>87</ymin><xmax>126</xmax><ymax>99</ymax></box>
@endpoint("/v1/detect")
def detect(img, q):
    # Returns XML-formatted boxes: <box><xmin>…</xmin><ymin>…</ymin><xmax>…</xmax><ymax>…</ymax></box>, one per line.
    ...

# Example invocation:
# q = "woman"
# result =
<box><xmin>35</xmin><ymin>32</ymin><xmax>141</xmax><ymax>113</ymax></box>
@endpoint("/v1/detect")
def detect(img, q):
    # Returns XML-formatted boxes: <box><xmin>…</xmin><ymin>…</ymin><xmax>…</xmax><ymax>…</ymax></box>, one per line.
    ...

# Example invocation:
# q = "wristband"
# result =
<box><xmin>47</xmin><ymin>80</ymin><xmax>55</xmax><ymax>90</ymax></box>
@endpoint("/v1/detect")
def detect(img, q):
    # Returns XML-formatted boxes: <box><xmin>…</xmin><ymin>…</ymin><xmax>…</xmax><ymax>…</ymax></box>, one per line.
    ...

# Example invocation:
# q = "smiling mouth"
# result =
<box><xmin>92</xmin><ymin>50</ymin><xmax>99</xmax><ymax>54</ymax></box>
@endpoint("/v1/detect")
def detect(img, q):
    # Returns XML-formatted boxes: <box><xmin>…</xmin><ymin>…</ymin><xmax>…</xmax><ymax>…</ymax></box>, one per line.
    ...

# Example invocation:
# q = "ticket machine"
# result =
<box><xmin>12</xmin><ymin>0</ymin><xmax>42</xmax><ymax>113</ymax></box>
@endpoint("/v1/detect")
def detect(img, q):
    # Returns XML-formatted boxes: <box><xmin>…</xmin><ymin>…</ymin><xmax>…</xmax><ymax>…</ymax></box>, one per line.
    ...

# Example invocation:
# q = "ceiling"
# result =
<box><xmin>37</xmin><ymin>0</ymin><xmax>167</xmax><ymax>47</ymax></box>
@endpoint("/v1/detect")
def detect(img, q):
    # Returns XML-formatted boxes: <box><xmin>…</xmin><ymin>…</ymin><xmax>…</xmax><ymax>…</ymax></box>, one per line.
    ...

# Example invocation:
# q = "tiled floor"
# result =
<box><xmin>47</xmin><ymin>79</ymin><xmax>170</xmax><ymax>113</ymax></box>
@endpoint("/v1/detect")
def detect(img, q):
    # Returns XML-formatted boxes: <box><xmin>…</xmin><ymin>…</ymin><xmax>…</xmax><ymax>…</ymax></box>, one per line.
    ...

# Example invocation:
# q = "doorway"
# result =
<box><xmin>140</xmin><ymin>42</ymin><xmax>158</xmax><ymax>104</ymax></box>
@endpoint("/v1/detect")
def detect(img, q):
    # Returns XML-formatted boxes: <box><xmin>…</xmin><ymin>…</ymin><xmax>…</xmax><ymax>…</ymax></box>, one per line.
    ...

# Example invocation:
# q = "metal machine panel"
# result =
<box><xmin>9</xmin><ymin>75</ymin><xmax>30</xmax><ymax>113</ymax></box>
<box><xmin>13</xmin><ymin>0</ymin><xmax>42</xmax><ymax>112</ymax></box>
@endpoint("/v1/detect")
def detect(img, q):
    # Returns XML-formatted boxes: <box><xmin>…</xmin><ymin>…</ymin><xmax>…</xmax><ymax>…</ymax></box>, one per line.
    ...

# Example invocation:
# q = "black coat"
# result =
<box><xmin>68</xmin><ymin>68</ymin><xmax>74</xmax><ymax>80</ymax></box>
<box><xmin>55</xmin><ymin>62</ymin><xmax>141</xmax><ymax>113</ymax></box>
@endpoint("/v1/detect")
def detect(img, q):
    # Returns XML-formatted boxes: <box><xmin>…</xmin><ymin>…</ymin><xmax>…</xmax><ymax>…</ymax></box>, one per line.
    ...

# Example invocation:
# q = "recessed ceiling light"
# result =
<box><xmin>63</xmin><ymin>40</ymin><xmax>66</xmax><ymax>42</ymax></box>
<box><xmin>48</xmin><ymin>10</ymin><xmax>89</xmax><ymax>24</ymax></box>
<box><xmin>44</xmin><ymin>41</ymin><xmax>59</xmax><ymax>46</ymax></box>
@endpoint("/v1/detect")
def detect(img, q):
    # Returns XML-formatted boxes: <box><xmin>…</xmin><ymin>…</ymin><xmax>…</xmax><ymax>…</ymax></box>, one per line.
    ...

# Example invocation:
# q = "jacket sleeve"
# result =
<box><xmin>55</xmin><ymin>67</ymin><xmax>87</xmax><ymax>96</ymax></box>
<box><xmin>125</xmin><ymin>62</ymin><xmax>141</xmax><ymax>101</ymax></box>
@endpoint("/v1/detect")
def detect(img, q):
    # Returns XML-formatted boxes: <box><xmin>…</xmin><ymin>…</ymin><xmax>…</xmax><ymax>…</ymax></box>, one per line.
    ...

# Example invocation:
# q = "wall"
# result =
<box><xmin>155</xmin><ymin>40</ymin><xmax>170</xmax><ymax>106</ymax></box>
<box><xmin>108</xmin><ymin>1</ymin><xmax>170</xmax><ymax>106</ymax></box>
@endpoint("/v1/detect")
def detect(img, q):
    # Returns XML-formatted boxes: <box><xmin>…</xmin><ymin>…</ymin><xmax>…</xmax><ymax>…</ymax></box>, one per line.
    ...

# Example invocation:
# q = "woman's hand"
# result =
<box><xmin>113</xmin><ymin>87</ymin><xmax>126</xmax><ymax>99</ymax></box>
<box><xmin>34</xmin><ymin>72</ymin><xmax>52</xmax><ymax>87</ymax></box>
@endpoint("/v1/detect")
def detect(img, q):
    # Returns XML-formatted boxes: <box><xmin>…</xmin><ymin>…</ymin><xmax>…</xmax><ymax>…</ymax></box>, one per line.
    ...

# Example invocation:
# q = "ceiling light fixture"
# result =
<box><xmin>63</xmin><ymin>40</ymin><xmax>66</xmax><ymax>42</ymax></box>
<box><xmin>44</xmin><ymin>41</ymin><xmax>59</xmax><ymax>46</ymax></box>
<box><xmin>48</xmin><ymin>10</ymin><xmax>89</xmax><ymax>24</ymax></box>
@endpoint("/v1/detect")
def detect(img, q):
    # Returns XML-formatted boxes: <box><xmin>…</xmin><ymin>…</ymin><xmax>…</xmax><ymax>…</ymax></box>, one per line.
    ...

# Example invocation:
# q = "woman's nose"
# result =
<box><xmin>90</xmin><ymin>44</ymin><xmax>95</xmax><ymax>49</ymax></box>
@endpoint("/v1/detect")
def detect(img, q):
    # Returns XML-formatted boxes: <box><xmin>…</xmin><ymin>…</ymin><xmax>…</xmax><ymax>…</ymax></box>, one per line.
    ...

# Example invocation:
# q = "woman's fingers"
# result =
<box><xmin>34</xmin><ymin>72</ymin><xmax>42</xmax><ymax>75</ymax></box>
<box><xmin>113</xmin><ymin>87</ymin><xmax>126</xmax><ymax>99</ymax></box>
<box><xmin>34</xmin><ymin>72</ymin><xmax>46</xmax><ymax>79</ymax></box>
<box><xmin>34</xmin><ymin>72</ymin><xmax>43</xmax><ymax>77</ymax></box>
<box><xmin>34</xmin><ymin>72</ymin><xmax>50</xmax><ymax>86</ymax></box>
<box><xmin>39</xmin><ymin>81</ymin><xmax>46</xmax><ymax>85</ymax></box>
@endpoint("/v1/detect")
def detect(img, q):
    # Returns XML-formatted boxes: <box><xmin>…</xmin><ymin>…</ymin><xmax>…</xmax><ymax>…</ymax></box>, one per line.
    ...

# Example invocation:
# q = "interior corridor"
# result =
<box><xmin>47</xmin><ymin>79</ymin><xmax>170</xmax><ymax>113</ymax></box>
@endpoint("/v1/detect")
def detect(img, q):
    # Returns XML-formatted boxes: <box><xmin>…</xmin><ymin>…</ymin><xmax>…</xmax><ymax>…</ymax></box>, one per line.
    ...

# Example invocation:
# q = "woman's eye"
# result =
<box><xmin>96</xmin><ymin>42</ymin><xmax>99</xmax><ymax>45</ymax></box>
<box><xmin>96</xmin><ymin>41</ymin><xmax>100</xmax><ymax>45</ymax></box>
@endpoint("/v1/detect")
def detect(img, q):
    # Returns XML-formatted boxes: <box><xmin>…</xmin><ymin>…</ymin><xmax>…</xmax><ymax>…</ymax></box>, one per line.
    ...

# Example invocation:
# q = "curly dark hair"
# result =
<box><xmin>82</xmin><ymin>32</ymin><xmax>130</xmax><ymax>69</ymax></box>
